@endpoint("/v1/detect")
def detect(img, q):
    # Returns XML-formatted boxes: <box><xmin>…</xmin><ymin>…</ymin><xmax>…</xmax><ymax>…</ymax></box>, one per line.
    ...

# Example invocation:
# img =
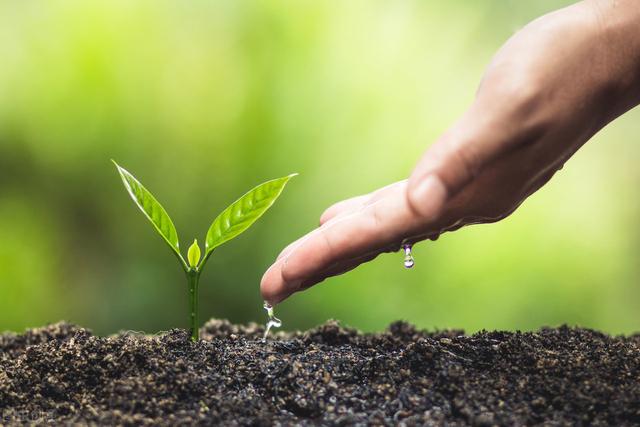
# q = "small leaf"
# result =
<box><xmin>204</xmin><ymin>174</ymin><xmax>296</xmax><ymax>259</ymax></box>
<box><xmin>187</xmin><ymin>239</ymin><xmax>201</xmax><ymax>269</ymax></box>
<box><xmin>112</xmin><ymin>160</ymin><xmax>186</xmax><ymax>268</ymax></box>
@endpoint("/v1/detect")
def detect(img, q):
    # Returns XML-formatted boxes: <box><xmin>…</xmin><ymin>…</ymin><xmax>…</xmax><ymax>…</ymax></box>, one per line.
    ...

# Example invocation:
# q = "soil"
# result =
<box><xmin>1</xmin><ymin>320</ymin><xmax>639</xmax><ymax>426</ymax></box>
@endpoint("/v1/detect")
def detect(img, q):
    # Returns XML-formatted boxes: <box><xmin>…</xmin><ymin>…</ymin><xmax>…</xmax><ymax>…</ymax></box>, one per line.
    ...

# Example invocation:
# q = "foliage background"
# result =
<box><xmin>1</xmin><ymin>0</ymin><xmax>638</xmax><ymax>335</ymax></box>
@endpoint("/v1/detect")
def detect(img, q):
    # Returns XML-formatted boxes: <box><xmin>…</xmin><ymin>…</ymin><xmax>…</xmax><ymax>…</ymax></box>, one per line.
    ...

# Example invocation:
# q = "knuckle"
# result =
<box><xmin>481</xmin><ymin>59</ymin><xmax>545</xmax><ymax>117</ymax></box>
<box><xmin>502</xmin><ymin>79</ymin><xmax>542</xmax><ymax>115</ymax></box>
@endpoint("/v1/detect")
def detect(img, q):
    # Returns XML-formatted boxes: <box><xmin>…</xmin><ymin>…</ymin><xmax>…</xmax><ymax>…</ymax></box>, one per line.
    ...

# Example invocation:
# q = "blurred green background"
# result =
<box><xmin>1</xmin><ymin>0</ymin><xmax>639</xmax><ymax>336</ymax></box>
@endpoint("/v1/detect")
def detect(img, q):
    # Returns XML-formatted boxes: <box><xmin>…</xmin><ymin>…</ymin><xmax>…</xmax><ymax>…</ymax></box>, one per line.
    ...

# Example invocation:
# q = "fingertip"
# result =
<box><xmin>261</xmin><ymin>261</ymin><xmax>302</xmax><ymax>304</ymax></box>
<box><xmin>276</xmin><ymin>246</ymin><xmax>291</xmax><ymax>262</ymax></box>
<box><xmin>280</xmin><ymin>228</ymin><xmax>331</xmax><ymax>286</ymax></box>
<box><xmin>319</xmin><ymin>206</ymin><xmax>338</xmax><ymax>225</ymax></box>
<box><xmin>260</xmin><ymin>263</ymin><xmax>283</xmax><ymax>303</ymax></box>
<box><xmin>319</xmin><ymin>195</ymin><xmax>369</xmax><ymax>226</ymax></box>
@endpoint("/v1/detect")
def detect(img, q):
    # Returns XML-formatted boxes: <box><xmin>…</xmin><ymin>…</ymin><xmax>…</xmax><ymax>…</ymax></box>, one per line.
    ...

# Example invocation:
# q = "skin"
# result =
<box><xmin>262</xmin><ymin>0</ymin><xmax>640</xmax><ymax>304</ymax></box>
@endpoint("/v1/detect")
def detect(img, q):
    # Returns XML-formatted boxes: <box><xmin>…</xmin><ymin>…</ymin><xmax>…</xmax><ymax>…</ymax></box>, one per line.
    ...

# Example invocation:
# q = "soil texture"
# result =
<box><xmin>1</xmin><ymin>320</ymin><xmax>639</xmax><ymax>425</ymax></box>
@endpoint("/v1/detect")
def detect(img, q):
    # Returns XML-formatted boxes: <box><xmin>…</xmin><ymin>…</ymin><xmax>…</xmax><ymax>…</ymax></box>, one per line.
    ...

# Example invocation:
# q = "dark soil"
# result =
<box><xmin>1</xmin><ymin>320</ymin><xmax>639</xmax><ymax>426</ymax></box>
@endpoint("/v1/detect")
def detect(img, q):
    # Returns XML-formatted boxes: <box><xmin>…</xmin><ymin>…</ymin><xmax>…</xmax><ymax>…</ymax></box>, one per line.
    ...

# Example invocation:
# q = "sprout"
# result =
<box><xmin>112</xmin><ymin>160</ymin><xmax>296</xmax><ymax>341</ymax></box>
<box><xmin>187</xmin><ymin>240</ymin><xmax>201</xmax><ymax>269</ymax></box>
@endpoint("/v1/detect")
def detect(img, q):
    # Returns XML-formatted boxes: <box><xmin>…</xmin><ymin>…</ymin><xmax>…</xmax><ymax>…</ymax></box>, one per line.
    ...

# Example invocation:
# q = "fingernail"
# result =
<box><xmin>407</xmin><ymin>174</ymin><xmax>447</xmax><ymax>220</ymax></box>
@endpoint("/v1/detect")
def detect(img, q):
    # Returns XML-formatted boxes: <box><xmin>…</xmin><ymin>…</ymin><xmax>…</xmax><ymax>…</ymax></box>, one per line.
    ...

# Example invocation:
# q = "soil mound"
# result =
<box><xmin>1</xmin><ymin>320</ymin><xmax>639</xmax><ymax>425</ymax></box>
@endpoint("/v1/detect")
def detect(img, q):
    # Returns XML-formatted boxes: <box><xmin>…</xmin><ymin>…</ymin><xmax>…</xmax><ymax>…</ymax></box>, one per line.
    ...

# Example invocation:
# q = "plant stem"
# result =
<box><xmin>187</xmin><ymin>269</ymin><xmax>200</xmax><ymax>341</ymax></box>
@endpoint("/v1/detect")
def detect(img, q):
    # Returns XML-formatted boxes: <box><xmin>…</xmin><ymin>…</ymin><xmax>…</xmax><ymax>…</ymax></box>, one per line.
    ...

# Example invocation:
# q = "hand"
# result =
<box><xmin>261</xmin><ymin>0</ymin><xmax>640</xmax><ymax>304</ymax></box>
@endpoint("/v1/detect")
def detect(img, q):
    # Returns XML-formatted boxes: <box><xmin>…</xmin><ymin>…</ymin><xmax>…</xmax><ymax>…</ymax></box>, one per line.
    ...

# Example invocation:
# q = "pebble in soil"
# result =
<box><xmin>0</xmin><ymin>320</ymin><xmax>639</xmax><ymax>425</ymax></box>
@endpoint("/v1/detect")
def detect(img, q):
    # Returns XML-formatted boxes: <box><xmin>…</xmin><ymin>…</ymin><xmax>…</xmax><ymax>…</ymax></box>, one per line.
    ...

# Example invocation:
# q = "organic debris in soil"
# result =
<box><xmin>1</xmin><ymin>320</ymin><xmax>639</xmax><ymax>425</ymax></box>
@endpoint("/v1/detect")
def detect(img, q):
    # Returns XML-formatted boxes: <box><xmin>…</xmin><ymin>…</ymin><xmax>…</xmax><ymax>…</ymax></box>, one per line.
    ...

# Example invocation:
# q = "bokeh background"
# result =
<box><xmin>1</xmin><ymin>0</ymin><xmax>639</xmax><ymax>336</ymax></box>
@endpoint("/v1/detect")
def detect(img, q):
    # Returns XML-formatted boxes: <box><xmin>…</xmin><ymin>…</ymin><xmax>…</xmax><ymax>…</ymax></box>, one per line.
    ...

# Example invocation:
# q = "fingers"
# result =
<box><xmin>261</xmin><ymin>180</ymin><xmax>447</xmax><ymax>303</ymax></box>
<box><xmin>318</xmin><ymin>180</ymin><xmax>408</xmax><ymax>225</ymax></box>
<box><xmin>319</xmin><ymin>195</ymin><xmax>369</xmax><ymax>225</ymax></box>
<box><xmin>276</xmin><ymin>181</ymin><xmax>409</xmax><ymax>267</ymax></box>
<box><xmin>298</xmin><ymin>251</ymin><xmax>381</xmax><ymax>290</ymax></box>
<box><xmin>263</xmin><ymin>119</ymin><xmax>497</xmax><ymax>304</ymax></box>
<box><xmin>276</xmin><ymin>196</ymin><xmax>369</xmax><ymax>264</ymax></box>
<box><xmin>263</xmin><ymin>101</ymin><xmax>524</xmax><ymax>304</ymax></box>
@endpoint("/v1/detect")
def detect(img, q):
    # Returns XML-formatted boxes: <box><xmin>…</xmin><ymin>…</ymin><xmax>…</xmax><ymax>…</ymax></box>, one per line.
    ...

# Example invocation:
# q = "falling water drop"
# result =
<box><xmin>403</xmin><ymin>244</ymin><xmax>415</xmax><ymax>269</ymax></box>
<box><xmin>263</xmin><ymin>302</ymin><xmax>282</xmax><ymax>342</ymax></box>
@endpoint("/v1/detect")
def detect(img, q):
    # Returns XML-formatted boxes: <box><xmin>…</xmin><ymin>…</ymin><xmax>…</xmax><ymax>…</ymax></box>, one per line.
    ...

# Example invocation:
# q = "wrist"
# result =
<box><xmin>585</xmin><ymin>0</ymin><xmax>640</xmax><ymax>115</ymax></box>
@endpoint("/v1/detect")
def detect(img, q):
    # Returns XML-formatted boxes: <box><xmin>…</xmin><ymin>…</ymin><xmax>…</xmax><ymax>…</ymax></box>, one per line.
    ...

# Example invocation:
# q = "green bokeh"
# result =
<box><xmin>0</xmin><ymin>1</ymin><xmax>638</xmax><ymax>335</ymax></box>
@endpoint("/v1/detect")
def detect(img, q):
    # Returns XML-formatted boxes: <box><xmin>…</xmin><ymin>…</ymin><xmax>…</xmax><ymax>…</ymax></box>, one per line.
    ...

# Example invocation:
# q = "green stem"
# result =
<box><xmin>187</xmin><ymin>269</ymin><xmax>200</xmax><ymax>341</ymax></box>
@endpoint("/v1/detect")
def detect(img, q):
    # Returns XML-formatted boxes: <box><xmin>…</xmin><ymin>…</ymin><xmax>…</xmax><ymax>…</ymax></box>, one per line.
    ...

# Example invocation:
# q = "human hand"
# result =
<box><xmin>261</xmin><ymin>0</ymin><xmax>640</xmax><ymax>304</ymax></box>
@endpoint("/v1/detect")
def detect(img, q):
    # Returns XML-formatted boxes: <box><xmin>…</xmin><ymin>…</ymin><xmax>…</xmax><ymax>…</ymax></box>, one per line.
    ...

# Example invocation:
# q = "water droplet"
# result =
<box><xmin>262</xmin><ymin>302</ymin><xmax>282</xmax><ymax>342</ymax></box>
<box><xmin>403</xmin><ymin>244</ymin><xmax>414</xmax><ymax>269</ymax></box>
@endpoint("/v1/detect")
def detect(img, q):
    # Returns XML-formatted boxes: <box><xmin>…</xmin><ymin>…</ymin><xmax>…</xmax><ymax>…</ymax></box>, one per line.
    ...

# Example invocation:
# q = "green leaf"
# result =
<box><xmin>204</xmin><ymin>174</ymin><xmax>296</xmax><ymax>260</ymax></box>
<box><xmin>187</xmin><ymin>239</ymin><xmax>201</xmax><ymax>269</ymax></box>
<box><xmin>112</xmin><ymin>160</ymin><xmax>186</xmax><ymax>269</ymax></box>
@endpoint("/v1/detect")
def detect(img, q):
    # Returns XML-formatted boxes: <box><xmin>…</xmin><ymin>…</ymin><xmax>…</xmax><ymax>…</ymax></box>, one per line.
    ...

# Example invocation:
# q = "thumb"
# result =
<box><xmin>407</xmin><ymin>112</ymin><xmax>510</xmax><ymax>219</ymax></box>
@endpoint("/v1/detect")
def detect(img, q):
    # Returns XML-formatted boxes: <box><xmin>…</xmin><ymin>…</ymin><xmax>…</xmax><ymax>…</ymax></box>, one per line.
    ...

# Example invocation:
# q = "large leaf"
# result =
<box><xmin>205</xmin><ymin>174</ymin><xmax>296</xmax><ymax>258</ymax></box>
<box><xmin>112</xmin><ymin>161</ymin><xmax>186</xmax><ymax>268</ymax></box>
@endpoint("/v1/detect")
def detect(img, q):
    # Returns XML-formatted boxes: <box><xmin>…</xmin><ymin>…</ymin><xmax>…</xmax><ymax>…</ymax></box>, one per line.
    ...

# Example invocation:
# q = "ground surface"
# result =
<box><xmin>0</xmin><ymin>320</ymin><xmax>639</xmax><ymax>426</ymax></box>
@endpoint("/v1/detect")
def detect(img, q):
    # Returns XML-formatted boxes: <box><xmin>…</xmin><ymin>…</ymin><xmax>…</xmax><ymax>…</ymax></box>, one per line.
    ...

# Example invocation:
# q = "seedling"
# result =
<box><xmin>112</xmin><ymin>160</ymin><xmax>296</xmax><ymax>341</ymax></box>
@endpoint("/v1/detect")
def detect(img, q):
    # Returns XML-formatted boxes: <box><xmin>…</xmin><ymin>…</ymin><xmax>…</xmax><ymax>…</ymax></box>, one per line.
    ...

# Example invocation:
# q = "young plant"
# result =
<box><xmin>112</xmin><ymin>160</ymin><xmax>296</xmax><ymax>341</ymax></box>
